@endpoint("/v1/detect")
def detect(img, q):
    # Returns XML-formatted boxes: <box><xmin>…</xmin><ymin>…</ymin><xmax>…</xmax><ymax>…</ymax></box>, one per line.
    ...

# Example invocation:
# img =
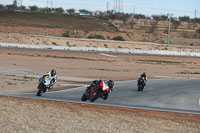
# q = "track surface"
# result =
<box><xmin>2</xmin><ymin>79</ymin><xmax>200</xmax><ymax>114</ymax></box>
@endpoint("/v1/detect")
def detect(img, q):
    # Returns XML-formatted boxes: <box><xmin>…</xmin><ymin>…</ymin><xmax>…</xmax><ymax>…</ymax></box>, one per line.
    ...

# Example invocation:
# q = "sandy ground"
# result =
<box><xmin>0</xmin><ymin>47</ymin><xmax>200</xmax><ymax>132</ymax></box>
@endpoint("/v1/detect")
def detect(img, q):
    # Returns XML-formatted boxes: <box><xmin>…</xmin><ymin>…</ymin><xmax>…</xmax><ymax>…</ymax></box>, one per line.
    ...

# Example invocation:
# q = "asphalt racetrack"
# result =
<box><xmin>2</xmin><ymin>78</ymin><xmax>200</xmax><ymax>114</ymax></box>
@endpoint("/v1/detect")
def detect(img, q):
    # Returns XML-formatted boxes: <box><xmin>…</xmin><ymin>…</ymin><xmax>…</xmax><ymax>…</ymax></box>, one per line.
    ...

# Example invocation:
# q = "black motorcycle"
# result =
<box><xmin>137</xmin><ymin>78</ymin><xmax>145</xmax><ymax>91</ymax></box>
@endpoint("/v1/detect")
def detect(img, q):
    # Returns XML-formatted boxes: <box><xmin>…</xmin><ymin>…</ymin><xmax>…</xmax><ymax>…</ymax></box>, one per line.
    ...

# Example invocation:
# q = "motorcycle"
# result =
<box><xmin>137</xmin><ymin>78</ymin><xmax>145</xmax><ymax>91</ymax></box>
<box><xmin>81</xmin><ymin>81</ymin><xmax>110</xmax><ymax>102</ymax></box>
<box><xmin>36</xmin><ymin>75</ymin><xmax>51</xmax><ymax>96</ymax></box>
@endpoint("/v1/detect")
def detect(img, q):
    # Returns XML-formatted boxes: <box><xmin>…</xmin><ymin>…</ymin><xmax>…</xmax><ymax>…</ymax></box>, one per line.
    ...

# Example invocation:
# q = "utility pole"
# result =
<box><xmin>113</xmin><ymin>0</ymin><xmax>123</xmax><ymax>13</ymax></box>
<box><xmin>131</xmin><ymin>5</ymin><xmax>135</xmax><ymax>29</ymax></box>
<box><xmin>113</xmin><ymin>1</ymin><xmax>115</xmax><ymax>12</ymax></box>
<box><xmin>121</xmin><ymin>0</ymin><xmax>123</xmax><ymax>13</ymax></box>
<box><xmin>119</xmin><ymin>0</ymin><xmax>120</xmax><ymax>12</ymax></box>
<box><xmin>118</xmin><ymin>0</ymin><xmax>123</xmax><ymax>13</ymax></box>
<box><xmin>115</xmin><ymin>0</ymin><xmax>117</xmax><ymax>12</ymax></box>
<box><xmin>107</xmin><ymin>2</ymin><xmax>109</xmax><ymax>13</ymax></box>
<box><xmin>47</xmin><ymin>0</ymin><xmax>50</xmax><ymax>13</ymax></box>
<box><xmin>13</xmin><ymin>0</ymin><xmax>17</xmax><ymax>6</ymax></box>
<box><xmin>195</xmin><ymin>9</ymin><xmax>197</xmax><ymax>18</ymax></box>
<box><xmin>47</xmin><ymin>0</ymin><xmax>49</xmax><ymax>8</ymax></box>
<box><xmin>51</xmin><ymin>0</ymin><xmax>53</xmax><ymax>9</ymax></box>
<box><xmin>167</xmin><ymin>13</ymin><xmax>172</xmax><ymax>47</ymax></box>
<box><xmin>113</xmin><ymin>0</ymin><xmax>117</xmax><ymax>13</ymax></box>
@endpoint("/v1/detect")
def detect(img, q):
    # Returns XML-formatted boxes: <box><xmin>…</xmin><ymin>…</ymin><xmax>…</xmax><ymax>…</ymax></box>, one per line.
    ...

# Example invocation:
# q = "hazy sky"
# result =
<box><xmin>1</xmin><ymin>0</ymin><xmax>199</xmax><ymax>17</ymax></box>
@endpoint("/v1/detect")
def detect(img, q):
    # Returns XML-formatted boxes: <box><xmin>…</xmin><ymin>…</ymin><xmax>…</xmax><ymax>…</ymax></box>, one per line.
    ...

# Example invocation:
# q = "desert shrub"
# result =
<box><xmin>181</xmin><ymin>32</ymin><xmax>190</xmax><ymax>38</ymax></box>
<box><xmin>160</xmin><ymin>40</ymin><xmax>165</xmax><ymax>44</ymax></box>
<box><xmin>112</xmin><ymin>36</ymin><xmax>125</xmax><ymax>41</ymax></box>
<box><xmin>196</xmin><ymin>28</ymin><xmax>200</xmax><ymax>35</ymax></box>
<box><xmin>104</xmin><ymin>44</ymin><xmax>108</xmax><ymax>48</ymax></box>
<box><xmin>62</xmin><ymin>32</ymin><xmax>70</xmax><ymax>37</ymax></box>
<box><xmin>88</xmin><ymin>34</ymin><xmax>105</xmax><ymax>40</ymax></box>
<box><xmin>52</xmin><ymin>42</ymin><xmax>57</xmax><ymax>45</ymax></box>
<box><xmin>163</xmin><ymin>29</ymin><xmax>168</xmax><ymax>34</ymax></box>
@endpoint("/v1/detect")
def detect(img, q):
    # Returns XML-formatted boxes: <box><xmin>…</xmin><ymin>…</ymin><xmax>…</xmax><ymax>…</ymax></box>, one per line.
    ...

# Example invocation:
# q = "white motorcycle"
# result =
<box><xmin>36</xmin><ymin>75</ymin><xmax>51</xmax><ymax>96</ymax></box>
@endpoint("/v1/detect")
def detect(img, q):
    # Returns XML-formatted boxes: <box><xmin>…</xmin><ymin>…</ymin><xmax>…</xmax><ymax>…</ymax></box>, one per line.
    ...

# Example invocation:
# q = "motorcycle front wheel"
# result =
<box><xmin>36</xmin><ymin>89</ymin><xmax>42</xmax><ymax>96</ymax></box>
<box><xmin>90</xmin><ymin>88</ymin><xmax>102</xmax><ymax>102</ymax></box>
<box><xmin>36</xmin><ymin>83</ymin><xmax>45</xmax><ymax>96</ymax></box>
<box><xmin>138</xmin><ymin>85</ymin><xmax>143</xmax><ymax>91</ymax></box>
<box><xmin>81</xmin><ymin>93</ymin><xmax>87</xmax><ymax>101</ymax></box>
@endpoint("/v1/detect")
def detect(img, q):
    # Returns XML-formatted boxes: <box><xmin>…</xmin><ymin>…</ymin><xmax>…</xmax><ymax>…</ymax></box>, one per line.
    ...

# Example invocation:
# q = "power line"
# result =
<box><xmin>40</xmin><ymin>1</ymin><xmax>200</xmax><ymax>13</ymax></box>
<box><xmin>113</xmin><ymin>0</ymin><xmax>123</xmax><ymax>13</ymax></box>
<box><xmin>8</xmin><ymin>0</ymin><xmax>200</xmax><ymax>15</ymax></box>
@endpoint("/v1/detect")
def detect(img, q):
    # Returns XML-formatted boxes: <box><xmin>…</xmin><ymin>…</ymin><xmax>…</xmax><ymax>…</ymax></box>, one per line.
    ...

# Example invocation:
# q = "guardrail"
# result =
<box><xmin>0</xmin><ymin>42</ymin><xmax>200</xmax><ymax>57</ymax></box>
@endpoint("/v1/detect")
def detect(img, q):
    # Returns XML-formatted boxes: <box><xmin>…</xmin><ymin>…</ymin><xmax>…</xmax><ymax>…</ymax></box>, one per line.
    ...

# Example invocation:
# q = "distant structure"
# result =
<box><xmin>13</xmin><ymin>0</ymin><xmax>22</xmax><ymax>7</ymax></box>
<box><xmin>13</xmin><ymin>0</ymin><xmax>17</xmax><ymax>6</ymax></box>
<box><xmin>47</xmin><ymin>0</ymin><xmax>53</xmax><ymax>9</ymax></box>
<box><xmin>113</xmin><ymin>0</ymin><xmax>123</xmax><ymax>13</ymax></box>
<box><xmin>19</xmin><ymin>0</ymin><xmax>22</xmax><ymax>6</ymax></box>
<box><xmin>79</xmin><ymin>12</ymin><xmax>90</xmax><ymax>16</ymax></box>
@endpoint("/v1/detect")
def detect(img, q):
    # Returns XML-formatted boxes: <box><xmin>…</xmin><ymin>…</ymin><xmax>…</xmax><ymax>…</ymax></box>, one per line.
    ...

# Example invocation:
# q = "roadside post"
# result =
<box><xmin>167</xmin><ymin>13</ymin><xmax>173</xmax><ymax>47</ymax></box>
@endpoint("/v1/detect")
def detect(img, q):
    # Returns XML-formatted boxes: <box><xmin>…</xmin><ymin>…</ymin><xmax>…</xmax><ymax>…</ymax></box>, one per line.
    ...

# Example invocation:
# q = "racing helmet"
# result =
<box><xmin>51</xmin><ymin>69</ymin><xmax>56</xmax><ymax>77</ymax></box>
<box><xmin>108</xmin><ymin>80</ymin><xmax>114</xmax><ymax>88</ymax></box>
<box><xmin>141</xmin><ymin>72</ymin><xmax>146</xmax><ymax>77</ymax></box>
<box><xmin>93</xmin><ymin>80</ymin><xmax>99</xmax><ymax>84</ymax></box>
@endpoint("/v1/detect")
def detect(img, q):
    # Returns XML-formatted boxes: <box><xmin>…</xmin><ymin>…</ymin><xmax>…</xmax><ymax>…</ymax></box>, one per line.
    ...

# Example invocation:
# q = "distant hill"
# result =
<box><xmin>0</xmin><ymin>12</ymin><xmax>117</xmax><ymax>32</ymax></box>
<box><xmin>0</xmin><ymin>11</ymin><xmax>199</xmax><ymax>46</ymax></box>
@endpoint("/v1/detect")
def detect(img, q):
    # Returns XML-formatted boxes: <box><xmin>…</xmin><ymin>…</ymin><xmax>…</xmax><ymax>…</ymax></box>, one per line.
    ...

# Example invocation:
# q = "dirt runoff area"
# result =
<box><xmin>0</xmin><ymin>96</ymin><xmax>200</xmax><ymax>133</ymax></box>
<box><xmin>0</xmin><ymin>48</ymin><xmax>200</xmax><ymax>132</ymax></box>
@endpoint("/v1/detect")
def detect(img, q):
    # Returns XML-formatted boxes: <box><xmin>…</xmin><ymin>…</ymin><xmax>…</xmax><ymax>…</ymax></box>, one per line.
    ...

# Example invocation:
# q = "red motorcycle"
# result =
<box><xmin>81</xmin><ymin>80</ymin><xmax>114</xmax><ymax>102</ymax></box>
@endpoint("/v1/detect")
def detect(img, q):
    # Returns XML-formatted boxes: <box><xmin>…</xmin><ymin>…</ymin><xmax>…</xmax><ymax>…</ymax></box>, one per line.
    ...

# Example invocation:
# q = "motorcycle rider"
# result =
<box><xmin>138</xmin><ymin>72</ymin><xmax>147</xmax><ymax>87</ymax></box>
<box><xmin>108</xmin><ymin>80</ymin><xmax>114</xmax><ymax>93</ymax></box>
<box><xmin>41</xmin><ymin>69</ymin><xmax>57</xmax><ymax>91</ymax></box>
<box><xmin>137</xmin><ymin>76</ymin><xmax>145</xmax><ymax>87</ymax></box>
<box><xmin>86</xmin><ymin>80</ymin><xmax>99</xmax><ymax>90</ymax></box>
<box><xmin>100</xmin><ymin>80</ymin><xmax>114</xmax><ymax>100</ymax></box>
<box><xmin>141</xmin><ymin>72</ymin><xmax>147</xmax><ymax>81</ymax></box>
